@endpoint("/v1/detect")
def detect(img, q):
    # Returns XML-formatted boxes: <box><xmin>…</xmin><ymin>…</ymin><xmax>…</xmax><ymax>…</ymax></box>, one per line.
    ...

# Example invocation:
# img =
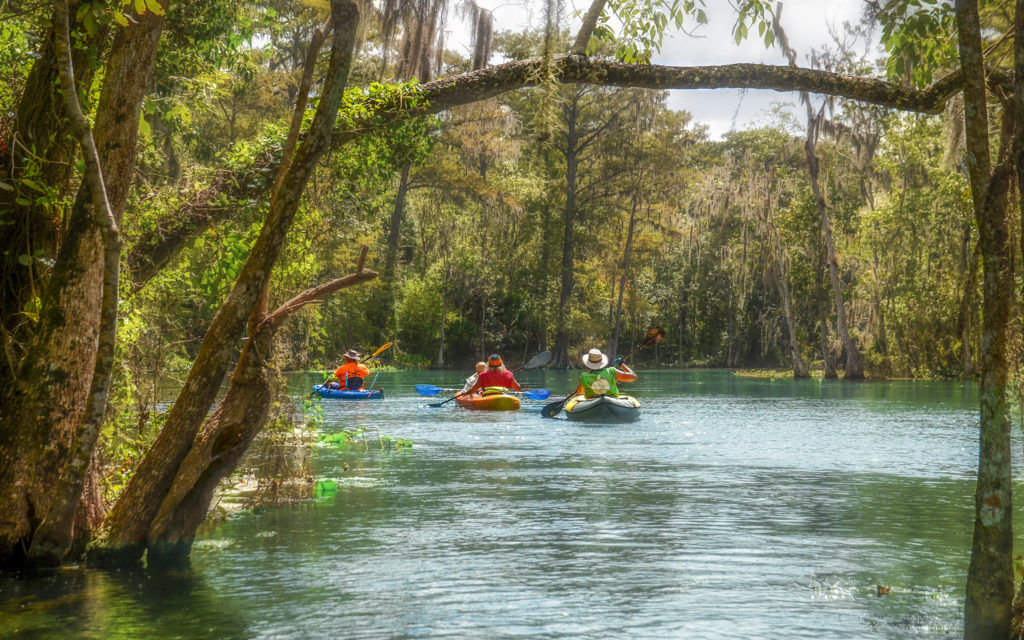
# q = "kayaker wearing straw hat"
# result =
<box><xmin>574</xmin><ymin>348</ymin><xmax>637</xmax><ymax>398</ymax></box>
<box><xmin>327</xmin><ymin>349</ymin><xmax>370</xmax><ymax>390</ymax></box>
<box><xmin>465</xmin><ymin>354</ymin><xmax>522</xmax><ymax>396</ymax></box>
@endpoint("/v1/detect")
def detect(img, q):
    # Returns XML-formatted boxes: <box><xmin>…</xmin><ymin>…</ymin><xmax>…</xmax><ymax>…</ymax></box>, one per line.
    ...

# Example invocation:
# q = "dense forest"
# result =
<box><xmin>2</xmin><ymin>0</ymin><xmax>1023</xmax><ymax>635</ymax></box>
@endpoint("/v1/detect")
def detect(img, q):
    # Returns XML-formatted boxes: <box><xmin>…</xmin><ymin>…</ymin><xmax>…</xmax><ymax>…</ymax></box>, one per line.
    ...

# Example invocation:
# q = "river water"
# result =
<box><xmin>1</xmin><ymin>370</ymin><xmax>1012</xmax><ymax>638</ymax></box>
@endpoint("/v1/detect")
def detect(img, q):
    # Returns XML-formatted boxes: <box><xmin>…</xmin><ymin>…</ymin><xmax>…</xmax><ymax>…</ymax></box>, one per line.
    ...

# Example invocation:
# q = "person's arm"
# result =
<box><xmin>614</xmin><ymin>363</ymin><xmax>637</xmax><ymax>382</ymax></box>
<box><xmin>509</xmin><ymin>376</ymin><xmax>521</xmax><ymax>392</ymax></box>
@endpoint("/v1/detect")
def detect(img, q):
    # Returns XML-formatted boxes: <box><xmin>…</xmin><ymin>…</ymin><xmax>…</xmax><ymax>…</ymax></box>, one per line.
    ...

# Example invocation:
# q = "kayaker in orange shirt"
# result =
<box><xmin>328</xmin><ymin>349</ymin><xmax>370</xmax><ymax>390</ymax></box>
<box><xmin>464</xmin><ymin>354</ymin><xmax>521</xmax><ymax>395</ymax></box>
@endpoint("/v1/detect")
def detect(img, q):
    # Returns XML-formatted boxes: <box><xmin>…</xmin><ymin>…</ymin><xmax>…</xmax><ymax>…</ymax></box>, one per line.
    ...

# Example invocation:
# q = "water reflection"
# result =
<box><xmin>0</xmin><ymin>371</ymin><xmax>1002</xmax><ymax>638</ymax></box>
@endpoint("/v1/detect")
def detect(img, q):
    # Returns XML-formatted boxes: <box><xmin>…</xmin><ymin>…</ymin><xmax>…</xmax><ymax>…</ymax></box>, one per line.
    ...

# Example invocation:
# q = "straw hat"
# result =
<box><xmin>343</xmin><ymin>349</ymin><xmax>361</xmax><ymax>361</ymax></box>
<box><xmin>582</xmin><ymin>348</ymin><xmax>608</xmax><ymax>370</ymax></box>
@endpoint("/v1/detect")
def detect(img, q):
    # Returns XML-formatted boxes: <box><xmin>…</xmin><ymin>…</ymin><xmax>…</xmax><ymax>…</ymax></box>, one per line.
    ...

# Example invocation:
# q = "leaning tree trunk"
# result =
<box><xmin>0</xmin><ymin>5</ymin><xmax>165</xmax><ymax>567</ymax></box>
<box><xmin>91</xmin><ymin>0</ymin><xmax>361</xmax><ymax>566</ymax></box>
<box><xmin>145</xmin><ymin>260</ymin><xmax>377</xmax><ymax>567</ymax></box>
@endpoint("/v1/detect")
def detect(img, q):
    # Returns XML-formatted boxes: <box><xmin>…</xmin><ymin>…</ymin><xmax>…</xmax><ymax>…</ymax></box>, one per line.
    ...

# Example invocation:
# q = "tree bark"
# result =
<box><xmin>772</xmin><ymin>6</ymin><xmax>863</xmax><ymax>379</ymax></box>
<box><xmin>816</xmin><ymin>251</ymin><xmax>838</xmax><ymax>379</ymax></box>
<box><xmin>806</xmin><ymin>125</ymin><xmax>864</xmax><ymax>378</ymax></box>
<box><xmin>765</xmin><ymin>197</ymin><xmax>808</xmax><ymax>378</ymax></box>
<box><xmin>0</xmin><ymin>12</ymin><xmax>105</xmax><ymax>362</ymax></box>
<box><xmin>126</xmin><ymin>56</ymin><xmax>975</xmax><ymax>285</ymax></box>
<box><xmin>0</xmin><ymin>4</ymin><xmax>165</xmax><ymax>567</ymax></box>
<box><xmin>384</xmin><ymin>163</ymin><xmax>412</xmax><ymax>282</ymax></box>
<box><xmin>27</xmin><ymin>0</ymin><xmax>123</xmax><ymax>566</ymax></box>
<box><xmin>551</xmin><ymin>96</ymin><xmax>580</xmax><ymax>368</ymax></box>
<box><xmin>145</xmin><ymin>264</ymin><xmax>376</xmax><ymax>567</ymax></box>
<box><xmin>571</xmin><ymin>0</ymin><xmax>609</xmax><ymax>55</ymax></box>
<box><xmin>610</xmin><ymin>194</ymin><xmax>641</xmax><ymax>359</ymax></box>
<box><xmin>959</xmin><ymin>0</ymin><xmax>1014</xmax><ymax>636</ymax></box>
<box><xmin>92</xmin><ymin>0</ymin><xmax>361</xmax><ymax>566</ymax></box>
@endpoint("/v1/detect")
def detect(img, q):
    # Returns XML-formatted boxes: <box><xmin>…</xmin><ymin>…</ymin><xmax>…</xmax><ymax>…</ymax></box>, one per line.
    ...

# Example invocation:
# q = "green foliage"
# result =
<box><xmin>318</xmin><ymin>426</ymin><xmax>413</xmax><ymax>451</ymax></box>
<box><xmin>600</xmin><ymin>0</ymin><xmax>773</xmax><ymax>63</ymax></box>
<box><xmin>873</xmin><ymin>0</ymin><xmax>958</xmax><ymax>88</ymax></box>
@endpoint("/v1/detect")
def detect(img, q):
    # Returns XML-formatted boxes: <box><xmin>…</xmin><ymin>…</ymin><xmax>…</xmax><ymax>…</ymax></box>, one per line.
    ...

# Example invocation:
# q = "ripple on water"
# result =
<box><xmin>2</xmin><ymin>371</ymin><xmax>994</xmax><ymax>639</ymax></box>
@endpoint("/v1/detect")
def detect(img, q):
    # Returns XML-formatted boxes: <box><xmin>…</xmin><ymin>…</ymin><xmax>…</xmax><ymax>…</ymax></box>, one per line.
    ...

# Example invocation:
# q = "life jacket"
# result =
<box><xmin>580</xmin><ymin>367</ymin><xmax>619</xmax><ymax>399</ymax></box>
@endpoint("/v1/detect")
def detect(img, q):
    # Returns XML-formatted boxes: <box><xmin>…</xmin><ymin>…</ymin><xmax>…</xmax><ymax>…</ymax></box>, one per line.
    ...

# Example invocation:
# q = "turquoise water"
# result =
<box><xmin>0</xmin><ymin>370</ymin><xmax>1006</xmax><ymax>638</ymax></box>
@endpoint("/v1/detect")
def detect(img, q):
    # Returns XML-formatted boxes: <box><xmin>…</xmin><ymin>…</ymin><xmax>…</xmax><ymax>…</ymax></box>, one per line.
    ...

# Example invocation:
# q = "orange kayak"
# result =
<box><xmin>455</xmin><ymin>389</ymin><xmax>521</xmax><ymax>411</ymax></box>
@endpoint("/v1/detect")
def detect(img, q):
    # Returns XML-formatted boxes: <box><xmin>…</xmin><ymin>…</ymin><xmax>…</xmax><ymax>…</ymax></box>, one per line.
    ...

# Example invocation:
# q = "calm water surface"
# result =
<box><xmin>2</xmin><ymin>370</ymin><xmax>1013</xmax><ymax>638</ymax></box>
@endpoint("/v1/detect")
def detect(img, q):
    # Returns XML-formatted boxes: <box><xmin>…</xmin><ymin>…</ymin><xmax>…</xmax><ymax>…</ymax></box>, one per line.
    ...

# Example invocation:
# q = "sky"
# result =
<box><xmin>448</xmin><ymin>0</ymin><xmax>878</xmax><ymax>139</ymax></box>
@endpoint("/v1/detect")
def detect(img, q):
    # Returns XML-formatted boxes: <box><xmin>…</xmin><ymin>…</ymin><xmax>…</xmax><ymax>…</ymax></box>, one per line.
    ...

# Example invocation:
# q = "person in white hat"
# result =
<box><xmin>573</xmin><ymin>348</ymin><xmax>637</xmax><ymax>398</ymax></box>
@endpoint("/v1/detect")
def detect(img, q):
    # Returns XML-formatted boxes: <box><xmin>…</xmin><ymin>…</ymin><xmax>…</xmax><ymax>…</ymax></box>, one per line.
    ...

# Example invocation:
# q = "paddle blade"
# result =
<box><xmin>523</xmin><ymin>350</ymin><xmax>552</xmax><ymax>370</ymax></box>
<box><xmin>415</xmin><ymin>384</ymin><xmax>443</xmax><ymax>396</ymax></box>
<box><xmin>523</xmin><ymin>389</ymin><xmax>551</xmax><ymax>400</ymax></box>
<box><xmin>541</xmin><ymin>398</ymin><xmax>567</xmax><ymax>418</ymax></box>
<box><xmin>642</xmin><ymin>327</ymin><xmax>666</xmax><ymax>347</ymax></box>
<box><xmin>370</xmin><ymin>341</ymin><xmax>394</xmax><ymax>358</ymax></box>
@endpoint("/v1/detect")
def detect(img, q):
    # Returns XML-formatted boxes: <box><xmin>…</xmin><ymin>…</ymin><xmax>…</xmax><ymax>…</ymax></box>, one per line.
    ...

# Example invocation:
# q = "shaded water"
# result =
<box><xmin>1</xmin><ymin>370</ymin><xmax>1011</xmax><ymax>638</ymax></box>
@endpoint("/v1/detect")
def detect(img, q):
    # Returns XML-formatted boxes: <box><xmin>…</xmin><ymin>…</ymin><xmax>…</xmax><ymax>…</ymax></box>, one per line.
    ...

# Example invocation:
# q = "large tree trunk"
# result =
<box><xmin>609</xmin><ymin>194</ymin><xmax>640</xmax><ymax>359</ymax></box>
<box><xmin>769</xmin><ymin>223</ymin><xmax>808</xmax><ymax>378</ymax></box>
<box><xmin>774</xmin><ymin>6</ymin><xmax>862</xmax><ymax>378</ymax></box>
<box><xmin>815</xmin><ymin>252</ymin><xmax>838</xmax><ymax>379</ymax></box>
<box><xmin>27</xmin><ymin>0</ymin><xmax>124</xmax><ymax>566</ymax></box>
<box><xmin>142</xmin><ymin>263</ymin><xmax>374</xmax><ymax>568</ymax></box>
<box><xmin>384</xmin><ymin>163</ymin><xmax>412</xmax><ymax>282</ymax></box>
<box><xmin>0</xmin><ymin>15</ymin><xmax>105</xmax><ymax>365</ymax></box>
<box><xmin>91</xmin><ymin>0</ymin><xmax>361</xmax><ymax>566</ymax></box>
<box><xmin>960</xmin><ymin>0</ymin><xmax>1015</xmax><ymax>636</ymax></box>
<box><xmin>0</xmin><ymin>5</ymin><xmax>165</xmax><ymax>567</ymax></box>
<box><xmin>805</xmin><ymin>127</ymin><xmax>864</xmax><ymax>379</ymax></box>
<box><xmin>551</xmin><ymin>100</ymin><xmax>579</xmax><ymax>368</ymax></box>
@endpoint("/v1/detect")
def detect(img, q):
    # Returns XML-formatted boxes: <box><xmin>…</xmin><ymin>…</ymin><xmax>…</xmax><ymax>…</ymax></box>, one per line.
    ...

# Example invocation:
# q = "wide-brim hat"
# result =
<box><xmin>582</xmin><ymin>348</ymin><xmax>608</xmax><ymax>370</ymax></box>
<box><xmin>343</xmin><ymin>349</ymin><xmax>362</xmax><ymax>361</ymax></box>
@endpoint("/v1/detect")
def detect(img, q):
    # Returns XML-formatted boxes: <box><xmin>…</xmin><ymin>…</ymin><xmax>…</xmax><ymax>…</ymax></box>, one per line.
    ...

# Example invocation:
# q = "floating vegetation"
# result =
<box><xmin>733</xmin><ymin>369</ymin><xmax>794</xmax><ymax>380</ymax></box>
<box><xmin>313</xmin><ymin>479</ymin><xmax>338</xmax><ymax>499</ymax></box>
<box><xmin>318</xmin><ymin>425</ymin><xmax>413</xmax><ymax>451</ymax></box>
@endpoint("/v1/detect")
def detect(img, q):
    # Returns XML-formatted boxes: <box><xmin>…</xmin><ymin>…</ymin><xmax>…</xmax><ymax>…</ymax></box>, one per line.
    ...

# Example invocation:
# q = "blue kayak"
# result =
<box><xmin>312</xmin><ymin>384</ymin><xmax>384</xmax><ymax>400</ymax></box>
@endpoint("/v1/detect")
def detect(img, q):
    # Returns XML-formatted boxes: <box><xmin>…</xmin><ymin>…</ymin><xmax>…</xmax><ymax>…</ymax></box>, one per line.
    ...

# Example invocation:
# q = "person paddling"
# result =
<box><xmin>464</xmin><ymin>354</ymin><xmax>521</xmax><ymax>396</ymax></box>
<box><xmin>327</xmin><ymin>349</ymin><xmax>370</xmax><ymax>390</ymax></box>
<box><xmin>574</xmin><ymin>348</ymin><xmax>637</xmax><ymax>398</ymax></box>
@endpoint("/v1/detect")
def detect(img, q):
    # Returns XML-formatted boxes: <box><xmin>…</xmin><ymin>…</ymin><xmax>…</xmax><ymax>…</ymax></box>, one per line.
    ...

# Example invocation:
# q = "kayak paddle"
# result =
<box><xmin>430</xmin><ymin>350</ymin><xmax>553</xmax><ymax>407</ymax></box>
<box><xmin>312</xmin><ymin>341</ymin><xmax>394</xmax><ymax>397</ymax></box>
<box><xmin>541</xmin><ymin>331</ymin><xmax>664</xmax><ymax>418</ymax></box>
<box><xmin>520</xmin><ymin>388</ymin><xmax>551</xmax><ymax>401</ymax></box>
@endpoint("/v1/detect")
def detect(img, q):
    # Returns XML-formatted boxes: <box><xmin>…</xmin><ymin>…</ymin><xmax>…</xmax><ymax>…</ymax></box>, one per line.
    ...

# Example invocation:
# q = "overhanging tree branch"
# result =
<box><xmin>127</xmin><ymin>56</ymin><xmax>975</xmax><ymax>291</ymax></box>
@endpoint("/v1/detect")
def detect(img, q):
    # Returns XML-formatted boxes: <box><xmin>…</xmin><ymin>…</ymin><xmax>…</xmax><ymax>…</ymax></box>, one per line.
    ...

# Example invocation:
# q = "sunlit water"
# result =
<box><xmin>2</xmin><ymin>370</ymin><xmax>1014</xmax><ymax>638</ymax></box>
